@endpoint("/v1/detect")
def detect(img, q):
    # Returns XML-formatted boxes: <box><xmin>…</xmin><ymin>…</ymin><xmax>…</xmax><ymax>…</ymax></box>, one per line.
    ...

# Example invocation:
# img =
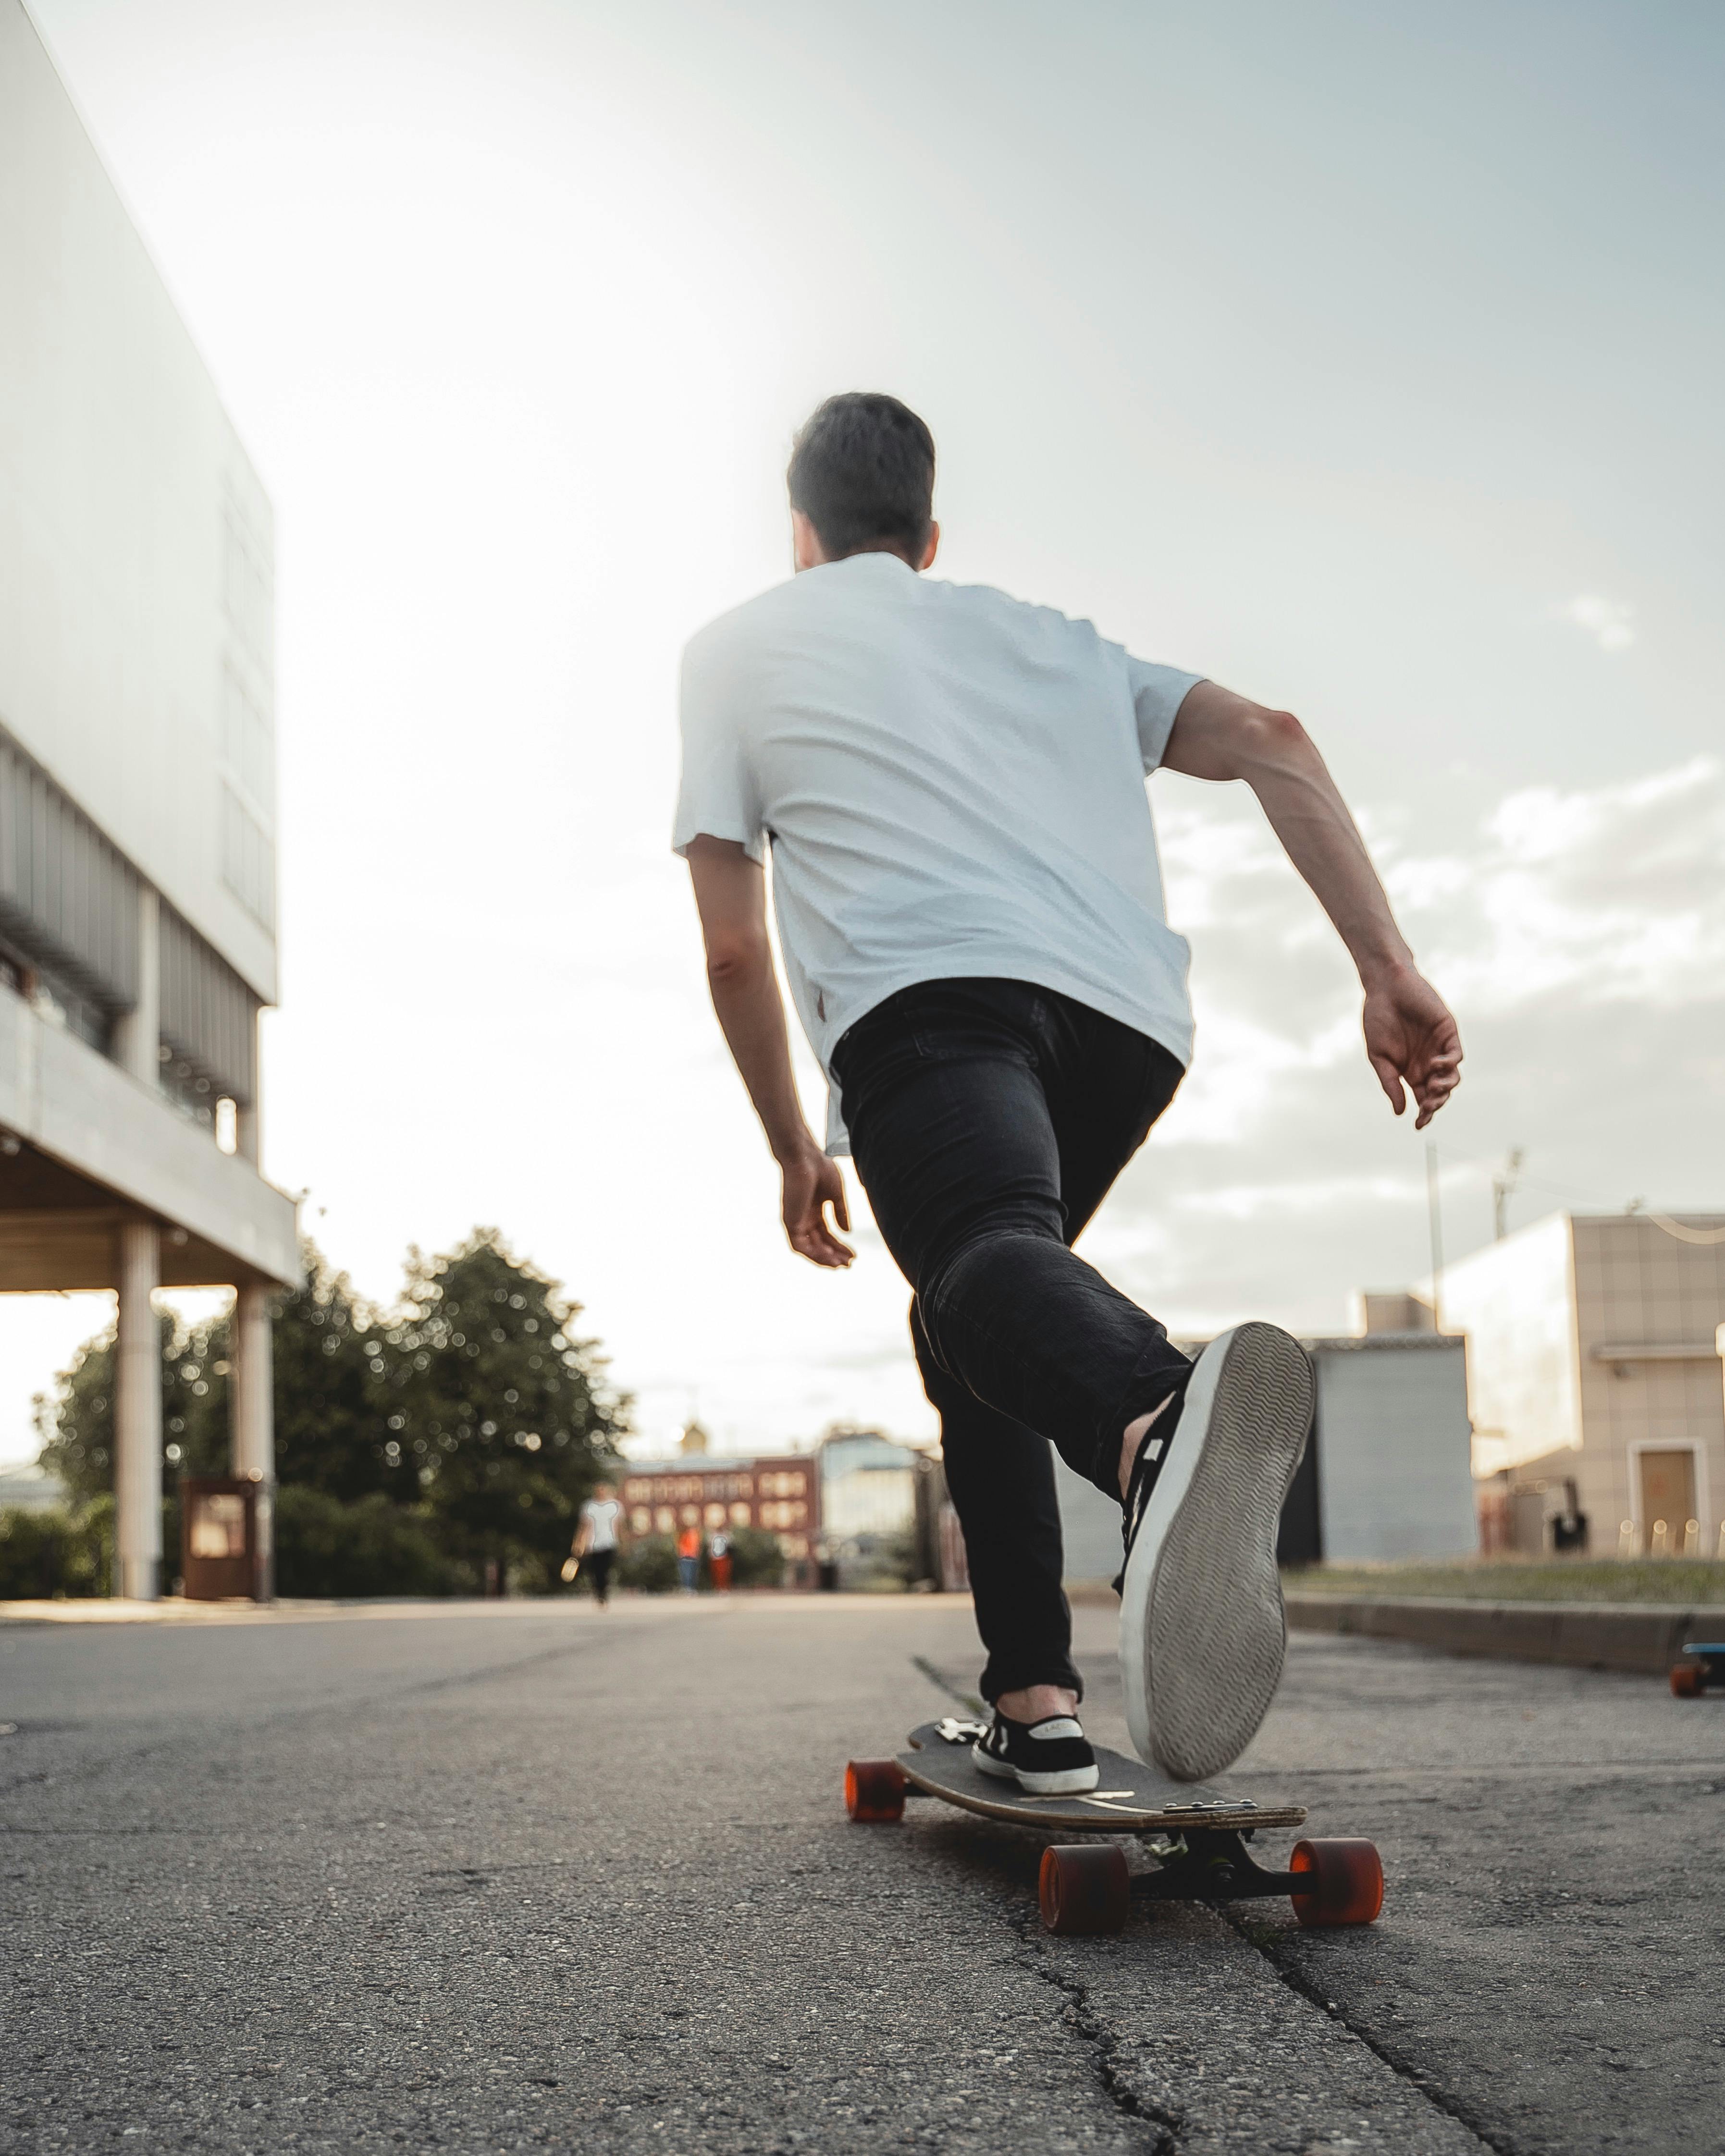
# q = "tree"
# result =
<box><xmin>270</xmin><ymin>1245</ymin><xmax>414</xmax><ymax>1504</ymax></box>
<box><xmin>37</xmin><ymin>1313</ymin><xmax>229</xmax><ymax>1504</ymax></box>
<box><xmin>379</xmin><ymin>1228</ymin><xmax>627</xmax><ymax>1589</ymax></box>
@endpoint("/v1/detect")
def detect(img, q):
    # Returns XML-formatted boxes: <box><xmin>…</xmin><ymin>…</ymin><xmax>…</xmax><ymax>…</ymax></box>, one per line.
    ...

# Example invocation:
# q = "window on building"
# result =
<box><xmin>729</xmin><ymin>1501</ymin><xmax>750</xmax><ymax>1527</ymax></box>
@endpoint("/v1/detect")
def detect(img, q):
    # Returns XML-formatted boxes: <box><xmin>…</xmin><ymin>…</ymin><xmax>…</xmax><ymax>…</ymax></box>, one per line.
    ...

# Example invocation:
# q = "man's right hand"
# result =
<box><xmin>781</xmin><ymin>1140</ymin><xmax>854</xmax><ymax>1268</ymax></box>
<box><xmin>1362</xmin><ymin>967</ymin><xmax>1463</xmax><ymax>1130</ymax></box>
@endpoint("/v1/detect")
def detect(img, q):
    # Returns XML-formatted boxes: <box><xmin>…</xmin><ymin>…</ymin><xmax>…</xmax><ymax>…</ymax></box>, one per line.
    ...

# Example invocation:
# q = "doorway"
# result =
<box><xmin>1637</xmin><ymin>1448</ymin><xmax>1698</xmax><ymax>1556</ymax></box>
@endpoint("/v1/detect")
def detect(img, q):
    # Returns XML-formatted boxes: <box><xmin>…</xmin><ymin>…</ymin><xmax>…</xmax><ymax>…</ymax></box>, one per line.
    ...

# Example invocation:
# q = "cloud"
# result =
<box><xmin>1096</xmin><ymin>758</ymin><xmax>1725</xmax><ymax>1337</ymax></box>
<box><xmin>1555</xmin><ymin>593</ymin><xmax>1636</xmax><ymax>652</ymax></box>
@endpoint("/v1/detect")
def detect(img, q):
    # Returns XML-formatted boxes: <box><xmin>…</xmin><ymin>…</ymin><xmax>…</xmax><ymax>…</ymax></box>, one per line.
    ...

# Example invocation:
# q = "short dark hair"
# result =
<box><xmin>787</xmin><ymin>392</ymin><xmax>936</xmax><ymax>564</ymax></box>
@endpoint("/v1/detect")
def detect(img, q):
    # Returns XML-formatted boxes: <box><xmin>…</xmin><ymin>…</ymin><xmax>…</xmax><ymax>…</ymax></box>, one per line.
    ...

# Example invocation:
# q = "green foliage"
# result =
<box><xmin>273</xmin><ymin>1488</ymin><xmax>460</xmax><ymax>1598</ymax></box>
<box><xmin>36</xmin><ymin>1317</ymin><xmax>228</xmax><ymax>1507</ymax></box>
<box><xmin>1283</xmin><ymin>1558</ymin><xmax>1725</xmax><ymax>1605</ymax></box>
<box><xmin>727</xmin><ymin>1527</ymin><xmax>785</xmax><ymax>1588</ymax></box>
<box><xmin>617</xmin><ymin>1534</ymin><xmax>679</xmax><ymax>1593</ymax></box>
<box><xmin>0</xmin><ymin>1499</ymin><xmax>112</xmax><ymax>1598</ymax></box>
<box><xmin>377</xmin><ymin>1229</ymin><xmax>626</xmax><ymax>1587</ymax></box>
<box><xmin>28</xmin><ymin>1228</ymin><xmax>629</xmax><ymax>1600</ymax></box>
<box><xmin>271</xmin><ymin>1248</ymin><xmax>415</xmax><ymax>1504</ymax></box>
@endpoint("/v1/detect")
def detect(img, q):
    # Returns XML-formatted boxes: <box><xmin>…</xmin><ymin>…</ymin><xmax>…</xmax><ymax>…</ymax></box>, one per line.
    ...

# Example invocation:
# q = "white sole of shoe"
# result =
<box><xmin>972</xmin><ymin>1746</ymin><xmax>1100</xmax><ymax>1796</ymax></box>
<box><xmin>1119</xmin><ymin>1322</ymin><xmax>1314</xmax><ymax>1782</ymax></box>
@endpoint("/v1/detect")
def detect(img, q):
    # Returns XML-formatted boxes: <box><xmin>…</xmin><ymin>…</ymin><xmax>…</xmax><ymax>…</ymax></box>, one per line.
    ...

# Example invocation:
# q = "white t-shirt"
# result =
<box><xmin>674</xmin><ymin>551</ymin><xmax>1202</xmax><ymax>1154</ymax></box>
<box><xmin>580</xmin><ymin>1497</ymin><xmax>620</xmax><ymax>1554</ymax></box>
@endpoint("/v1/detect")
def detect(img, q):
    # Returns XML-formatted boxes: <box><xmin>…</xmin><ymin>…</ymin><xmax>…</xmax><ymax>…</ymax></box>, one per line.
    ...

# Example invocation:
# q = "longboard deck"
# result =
<box><xmin>899</xmin><ymin>1718</ymin><xmax>1306</xmax><ymax>1834</ymax></box>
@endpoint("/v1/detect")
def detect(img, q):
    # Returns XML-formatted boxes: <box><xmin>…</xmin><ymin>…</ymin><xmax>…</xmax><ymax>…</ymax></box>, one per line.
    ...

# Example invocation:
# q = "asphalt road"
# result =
<box><xmin>1</xmin><ymin>1592</ymin><xmax>1720</xmax><ymax>2155</ymax></box>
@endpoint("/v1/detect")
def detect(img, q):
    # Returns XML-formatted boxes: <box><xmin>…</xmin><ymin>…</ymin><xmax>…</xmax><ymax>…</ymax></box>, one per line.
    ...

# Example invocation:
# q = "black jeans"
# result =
<box><xmin>832</xmin><ymin>979</ymin><xmax>1191</xmax><ymax>1703</ymax></box>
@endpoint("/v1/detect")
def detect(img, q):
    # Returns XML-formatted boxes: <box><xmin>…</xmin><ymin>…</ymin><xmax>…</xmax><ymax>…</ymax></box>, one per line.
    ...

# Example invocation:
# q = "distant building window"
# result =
<box><xmin>221</xmin><ymin>785</ymin><xmax>275</xmax><ymax>928</ymax></box>
<box><xmin>729</xmin><ymin>1501</ymin><xmax>750</xmax><ymax>1526</ymax></box>
<box><xmin>654</xmin><ymin>1507</ymin><xmax>674</xmax><ymax>1534</ymax></box>
<box><xmin>630</xmin><ymin>1507</ymin><xmax>651</xmax><ymax>1533</ymax></box>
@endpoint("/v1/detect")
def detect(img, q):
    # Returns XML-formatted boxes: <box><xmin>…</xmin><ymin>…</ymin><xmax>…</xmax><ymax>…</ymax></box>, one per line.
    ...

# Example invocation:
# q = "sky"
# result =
<box><xmin>3</xmin><ymin>0</ymin><xmax>1722</xmax><ymax>1464</ymax></box>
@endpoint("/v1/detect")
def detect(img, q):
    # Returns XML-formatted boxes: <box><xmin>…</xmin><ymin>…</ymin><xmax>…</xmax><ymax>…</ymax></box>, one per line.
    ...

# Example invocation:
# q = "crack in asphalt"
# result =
<box><xmin>1223</xmin><ymin>1911</ymin><xmax>1507</xmax><ymax>2155</ymax></box>
<box><xmin>1009</xmin><ymin>1908</ymin><xmax>1182</xmax><ymax>2152</ymax></box>
<box><xmin>902</xmin><ymin>1655</ymin><xmax>1508</xmax><ymax>2152</ymax></box>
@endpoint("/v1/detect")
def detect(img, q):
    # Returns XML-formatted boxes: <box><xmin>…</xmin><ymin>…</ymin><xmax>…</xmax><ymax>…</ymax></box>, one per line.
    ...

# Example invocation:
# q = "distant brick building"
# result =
<box><xmin>619</xmin><ymin>1454</ymin><xmax>819</xmax><ymax>1571</ymax></box>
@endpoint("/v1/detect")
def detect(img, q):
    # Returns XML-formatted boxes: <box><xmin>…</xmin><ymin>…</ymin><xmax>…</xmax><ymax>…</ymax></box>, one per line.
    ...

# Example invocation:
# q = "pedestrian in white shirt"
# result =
<box><xmin>570</xmin><ymin>1482</ymin><xmax>622</xmax><ymax>1607</ymax></box>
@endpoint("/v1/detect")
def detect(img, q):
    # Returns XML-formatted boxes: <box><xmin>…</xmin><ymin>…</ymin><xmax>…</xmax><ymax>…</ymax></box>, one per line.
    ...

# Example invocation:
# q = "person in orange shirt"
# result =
<box><xmin>676</xmin><ymin>1524</ymin><xmax>702</xmax><ymax>1593</ymax></box>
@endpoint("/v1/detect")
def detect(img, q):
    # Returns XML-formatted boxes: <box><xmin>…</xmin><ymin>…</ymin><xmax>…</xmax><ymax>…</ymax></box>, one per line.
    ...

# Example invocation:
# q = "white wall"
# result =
<box><xmin>1314</xmin><ymin>1339</ymin><xmax>1477</xmax><ymax>1561</ymax></box>
<box><xmin>0</xmin><ymin>0</ymin><xmax>276</xmax><ymax>1001</ymax></box>
<box><xmin>1440</xmin><ymin>1213</ymin><xmax>1581</xmax><ymax>1477</ymax></box>
<box><xmin>1053</xmin><ymin>1448</ymin><xmax>1121</xmax><ymax>1584</ymax></box>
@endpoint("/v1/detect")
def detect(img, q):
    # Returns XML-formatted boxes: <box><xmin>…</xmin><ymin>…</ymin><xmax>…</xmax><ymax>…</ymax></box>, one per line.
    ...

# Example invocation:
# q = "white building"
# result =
<box><xmin>0</xmin><ymin>1</ymin><xmax>298</xmax><ymax>1594</ymax></box>
<box><xmin>1442</xmin><ymin>1212</ymin><xmax>1725</xmax><ymax>1555</ymax></box>
<box><xmin>1054</xmin><ymin>1328</ymin><xmax>1477</xmax><ymax>1582</ymax></box>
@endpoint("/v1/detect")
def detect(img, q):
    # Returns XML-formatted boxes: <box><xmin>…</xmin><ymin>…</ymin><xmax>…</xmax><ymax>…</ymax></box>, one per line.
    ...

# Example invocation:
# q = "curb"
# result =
<box><xmin>1284</xmin><ymin>1592</ymin><xmax>1725</xmax><ymax>1676</ymax></box>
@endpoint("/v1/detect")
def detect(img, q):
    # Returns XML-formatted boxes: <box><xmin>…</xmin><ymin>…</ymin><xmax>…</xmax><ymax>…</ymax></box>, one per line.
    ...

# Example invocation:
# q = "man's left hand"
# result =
<box><xmin>1363</xmin><ymin>968</ymin><xmax>1463</xmax><ymax>1130</ymax></box>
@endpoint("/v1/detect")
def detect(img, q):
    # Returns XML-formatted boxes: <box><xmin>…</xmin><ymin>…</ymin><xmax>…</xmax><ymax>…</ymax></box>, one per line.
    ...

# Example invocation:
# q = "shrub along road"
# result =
<box><xmin>0</xmin><ymin>1592</ymin><xmax>1719</xmax><ymax>2153</ymax></box>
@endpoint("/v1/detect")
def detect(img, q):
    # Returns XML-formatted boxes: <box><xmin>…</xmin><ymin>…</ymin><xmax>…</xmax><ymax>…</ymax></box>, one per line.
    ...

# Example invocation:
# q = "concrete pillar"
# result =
<box><xmin>114</xmin><ymin>1220</ymin><xmax>162</xmax><ymax>1600</ymax></box>
<box><xmin>111</xmin><ymin>885</ymin><xmax>160</xmax><ymax>1086</ymax></box>
<box><xmin>231</xmin><ymin>1282</ymin><xmax>275</xmax><ymax>1599</ymax></box>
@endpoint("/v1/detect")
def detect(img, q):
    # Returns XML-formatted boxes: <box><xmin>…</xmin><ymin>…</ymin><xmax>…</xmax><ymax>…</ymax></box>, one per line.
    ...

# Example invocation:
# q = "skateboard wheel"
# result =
<box><xmin>845</xmin><ymin>1759</ymin><xmax>907</xmax><ymax>1822</ymax></box>
<box><xmin>1039</xmin><ymin>1843</ymin><xmax>1130</xmax><ymax>1936</ymax></box>
<box><xmin>1290</xmin><ymin>1838</ymin><xmax>1384</xmax><ymax>1927</ymax></box>
<box><xmin>1670</xmin><ymin>1663</ymin><xmax>1704</xmax><ymax>1698</ymax></box>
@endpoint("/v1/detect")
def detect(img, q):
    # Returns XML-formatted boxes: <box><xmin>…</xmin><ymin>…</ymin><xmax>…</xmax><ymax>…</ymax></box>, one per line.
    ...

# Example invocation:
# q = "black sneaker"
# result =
<box><xmin>973</xmin><ymin>1711</ymin><xmax>1100</xmax><ymax>1795</ymax></box>
<box><xmin>1117</xmin><ymin>1322</ymin><xmax>1314</xmax><ymax>1783</ymax></box>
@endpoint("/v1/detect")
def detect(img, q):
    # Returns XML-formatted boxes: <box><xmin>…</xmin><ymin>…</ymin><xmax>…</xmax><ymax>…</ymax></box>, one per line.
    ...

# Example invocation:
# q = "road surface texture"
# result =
<box><xmin>2</xmin><ymin>1592</ymin><xmax>1721</xmax><ymax>2154</ymax></box>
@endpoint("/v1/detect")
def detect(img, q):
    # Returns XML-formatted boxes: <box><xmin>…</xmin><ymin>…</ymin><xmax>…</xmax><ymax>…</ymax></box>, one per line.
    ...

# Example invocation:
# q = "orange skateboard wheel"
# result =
<box><xmin>1039</xmin><ymin>1843</ymin><xmax>1131</xmax><ymax>1936</ymax></box>
<box><xmin>1670</xmin><ymin>1663</ymin><xmax>1704</xmax><ymax>1698</ymax></box>
<box><xmin>1290</xmin><ymin>1837</ymin><xmax>1384</xmax><ymax>1927</ymax></box>
<box><xmin>845</xmin><ymin>1758</ymin><xmax>907</xmax><ymax>1822</ymax></box>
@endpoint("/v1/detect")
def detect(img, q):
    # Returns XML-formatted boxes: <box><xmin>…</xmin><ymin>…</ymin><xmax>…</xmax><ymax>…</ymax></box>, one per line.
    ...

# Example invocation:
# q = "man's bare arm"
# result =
<box><xmin>685</xmin><ymin>835</ymin><xmax>853</xmax><ymax>1267</ymax></box>
<box><xmin>1162</xmin><ymin>681</ymin><xmax>1462</xmax><ymax>1128</ymax></box>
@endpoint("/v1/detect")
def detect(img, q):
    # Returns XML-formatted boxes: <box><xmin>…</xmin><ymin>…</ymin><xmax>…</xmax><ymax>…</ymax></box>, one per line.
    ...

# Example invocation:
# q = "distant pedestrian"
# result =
<box><xmin>677</xmin><ymin>1524</ymin><xmax>702</xmax><ymax>1593</ymax></box>
<box><xmin>709</xmin><ymin>1529</ymin><xmax>733</xmax><ymax>1593</ymax></box>
<box><xmin>569</xmin><ymin>1481</ymin><xmax>622</xmax><ymax>1606</ymax></box>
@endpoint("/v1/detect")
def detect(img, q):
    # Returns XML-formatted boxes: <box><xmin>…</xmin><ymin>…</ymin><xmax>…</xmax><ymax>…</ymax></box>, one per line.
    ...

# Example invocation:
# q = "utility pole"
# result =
<box><xmin>1426</xmin><ymin>1142</ymin><xmax>1446</xmax><ymax>1335</ymax></box>
<box><xmin>1491</xmin><ymin>1146</ymin><xmax>1525</xmax><ymax>1241</ymax></box>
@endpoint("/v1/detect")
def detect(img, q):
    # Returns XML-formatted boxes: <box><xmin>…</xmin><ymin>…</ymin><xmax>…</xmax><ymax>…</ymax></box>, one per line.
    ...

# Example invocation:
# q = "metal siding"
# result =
<box><xmin>0</xmin><ymin>727</ymin><xmax>139</xmax><ymax>1007</ymax></box>
<box><xmin>158</xmin><ymin>900</ymin><xmax>257</xmax><ymax>1104</ymax></box>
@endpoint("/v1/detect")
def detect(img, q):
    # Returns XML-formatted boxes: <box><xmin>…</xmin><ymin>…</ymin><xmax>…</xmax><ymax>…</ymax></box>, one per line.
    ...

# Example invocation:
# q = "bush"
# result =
<box><xmin>728</xmin><ymin>1527</ymin><xmax>785</xmax><ymax>1589</ymax></box>
<box><xmin>273</xmin><ymin>1488</ymin><xmax>461</xmax><ymax>1598</ymax></box>
<box><xmin>0</xmin><ymin>1499</ymin><xmax>113</xmax><ymax>1598</ymax></box>
<box><xmin>617</xmin><ymin>1534</ymin><xmax>678</xmax><ymax>1593</ymax></box>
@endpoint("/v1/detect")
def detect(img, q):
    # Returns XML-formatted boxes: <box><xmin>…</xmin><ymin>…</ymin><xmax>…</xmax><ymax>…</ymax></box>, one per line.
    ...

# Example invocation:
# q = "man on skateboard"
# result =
<box><xmin>675</xmin><ymin>393</ymin><xmax>1460</xmax><ymax>1791</ymax></box>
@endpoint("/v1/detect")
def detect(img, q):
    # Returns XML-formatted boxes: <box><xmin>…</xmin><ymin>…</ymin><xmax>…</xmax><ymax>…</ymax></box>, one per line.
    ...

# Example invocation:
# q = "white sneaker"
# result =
<box><xmin>1117</xmin><ymin>1323</ymin><xmax>1313</xmax><ymax>1782</ymax></box>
